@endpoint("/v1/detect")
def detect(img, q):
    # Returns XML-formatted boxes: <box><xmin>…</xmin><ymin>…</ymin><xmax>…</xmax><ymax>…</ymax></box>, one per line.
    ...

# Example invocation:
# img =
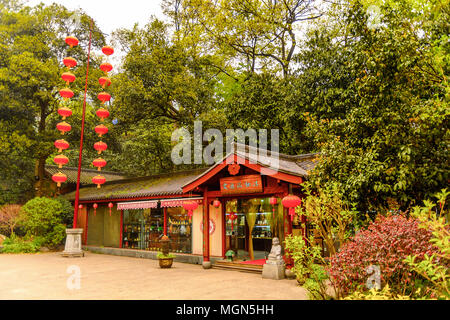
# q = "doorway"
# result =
<box><xmin>224</xmin><ymin>197</ymin><xmax>283</xmax><ymax>262</ymax></box>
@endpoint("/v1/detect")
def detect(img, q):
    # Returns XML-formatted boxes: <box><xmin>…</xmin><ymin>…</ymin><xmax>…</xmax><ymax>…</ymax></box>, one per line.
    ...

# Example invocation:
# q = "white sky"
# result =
<box><xmin>26</xmin><ymin>0</ymin><xmax>167</xmax><ymax>36</ymax></box>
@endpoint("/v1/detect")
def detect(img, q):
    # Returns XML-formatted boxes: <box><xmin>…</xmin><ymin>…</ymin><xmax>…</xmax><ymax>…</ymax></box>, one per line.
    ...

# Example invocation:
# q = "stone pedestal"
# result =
<box><xmin>202</xmin><ymin>261</ymin><xmax>212</xmax><ymax>269</ymax></box>
<box><xmin>262</xmin><ymin>260</ymin><xmax>286</xmax><ymax>280</ymax></box>
<box><xmin>61</xmin><ymin>228</ymin><xmax>84</xmax><ymax>258</ymax></box>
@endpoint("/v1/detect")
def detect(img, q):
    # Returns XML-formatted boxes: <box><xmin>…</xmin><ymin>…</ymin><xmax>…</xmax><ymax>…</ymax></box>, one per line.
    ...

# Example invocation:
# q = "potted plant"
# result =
<box><xmin>158</xmin><ymin>235</ymin><xmax>175</xmax><ymax>268</ymax></box>
<box><xmin>157</xmin><ymin>252</ymin><xmax>176</xmax><ymax>268</ymax></box>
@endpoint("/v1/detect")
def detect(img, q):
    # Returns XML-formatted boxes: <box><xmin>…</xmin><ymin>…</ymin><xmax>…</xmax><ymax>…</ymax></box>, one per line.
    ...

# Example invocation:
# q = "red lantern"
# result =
<box><xmin>52</xmin><ymin>172</ymin><xmax>67</xmax><ymax>187</ymax></box>
<box><xmin>94</xmin><ymin>141</ymin><xmax>107</xmax><ymax>154</ymax></box>
<box><xmin>92</xmin><ymin>158</ymin><xmax>107</xmax><ymax>171</ymax></box>
<box><xmin>100</xmin><ymin>62</ymin><xmax>113</xmax><ymax>73</ymax></box>
<box><xmin>61</xmin><ymin>72</ymin><xmax>76</xmax><ymax>84</ymax></box>
<box><xmin>54</xmin><ymin>139</ymin><xmax>69</xmax><ymax>152</ymax></box>
<box><xmin>59</xmin><ymin>88</ymin><xmax>74</xmax><ymax>99</ymax></box>
<box><xmin>95</xmin><ymin>124</ymin><xmax>108</xmax><ymax>137</ymax></box>
<box><xmin>108</xmin><ymin>202</ymin><xmax>114</xmax><ymax>216</ymax></box>
<box><xmin>97</xmin><ymin>92</ymin><xmax>111</xmax><ymax>103</ymax></box>
<box><xmin>78</xmin><ymin>204</ymin><xmax>83</xmax><ymax>209</ymax></box>
<box><xmin>65</xmin><ymin>36</ymin><xmax>79</xmax><ymax>48</ymax></box>
<box><xmin>57</xmin><ymin>106</ymin><xmax>72</xmax><ymax>120</ymax></box>
<box><xmin>63</xmin><ymin>57</ymin><xmax>77</xmax><ymax>69</ymax></box>
<box><xmin>56</xmin><ymin>121</ymin><xmax>71</xmax><ymax>135</ymax></box>
<box><xmin>93</xmin><ymin>203</ymin><xmax>98</xmax><ymax>216</ymax></box>
<box><xmin>99</xmin><ymin>77</ymin><xmax>111</xmax><ymax>88</ymax></box>
<box><xmin>102</xmin><ymin>46</ymin><xmax>114</xmax><ymax>56</ymax></box>
<box><xmin>53</xmin><ymin>154</ymin><xmax>69</xmax><ymax>168</ymax></box>
<box><xmin>213</xmin><ymin>199</ymin><xmax>220</xmax><ymax>208</ymax></box>
<box><xmin>269</xmin><ymin>196</ymin><xmax>278</xmax><ymax>220</ymax></box>
<box><xmin>96</xmin><ymin>108</ymin><xmax>110</xmax><ymax>121</ymax></box>
<box><xmin>182</xmin><ymin>200</ymin><xmax>198</xmax><ymax>220</ymax></box>
<box><xmin>228</xmin><ymin>212</ymin><xmax>237</xmax><ymax>230</ymax></box>
<box><xmin>92</xmin><ymin>175</ymin><xmax>106</xmax><ymax>188</ymax></box>
<box><xmin>282</xmin><ymin>195</ymin><xmax>301</xmax><ymax>221</ymax></box>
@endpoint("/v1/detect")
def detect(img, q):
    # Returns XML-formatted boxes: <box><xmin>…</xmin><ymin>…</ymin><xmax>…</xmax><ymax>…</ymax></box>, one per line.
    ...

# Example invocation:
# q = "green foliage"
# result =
<box><xmin>344</xmin><ymin>284</ymin><xmax>411</xmax><ymax>300</ymax></box>
<box><xmin>303</xmin><ymin>264</ymin><xmax>332</xmax><ymax>300</ymax></box>
<box><xmin>284</xmin><ymin>235</ymin><xmax>333</xmax><ymax>299</ymax></box>
<box><xmin>300</xmin><ymin>182</ymin><xmax>357</xmax><ymax>256</ymax></box>
<box><xmin>54</xmin><ymin>196</ymin><xmax>73</xmax><ymax>226</ymax></box>
<box><xmin>305</xmin><ymin>0</ymin><xmax>449</xmax><ymax>212</ymax></box>
<box><xmin>157</xmin><ymin>252</ymin><xmax>176</xmax><ymax>259</ymax></box>
<box><xmin>0</xmin><ymin>1</ymin><xmax>106</xmax><ymax>201</ymax></box>
<box><xmin>1</xmin><ymin>233</ymin><xmax>41</xmax><ymax>253</ymax></box>
<box><xmin>404</xmin><ymin>189</ymin><xmax>450</xmax><ymax>299</ymax></box>
<box><xmin>21</xmin><ymin>197</ymin><xmax>66</xmax><ymax>248</ymax></box>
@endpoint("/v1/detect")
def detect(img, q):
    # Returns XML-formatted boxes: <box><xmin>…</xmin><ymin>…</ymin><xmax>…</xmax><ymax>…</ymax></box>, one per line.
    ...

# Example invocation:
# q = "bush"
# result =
<box><xmin>1</xmin><ymin>234</ymin><xmax>40</xmax><ymax>253</ymax></box>
<box><xmin>54</xmin><ymin>197</ymin><xmax>74</xmax><ymax>226</ymax></box>
<box><xmin>21</xmin><ymin>197</ymin><xmax>66</xmax><ymax>248</ymax></box>
<box><xmin>404</xmin><ymin>189</ymin><xmax>450</xmax><ymax>299</ymax></box>
<box><xmin>303</xmin><ymin>264</ymin><xmax>331</xmax><ymax>300</ymax></box>
<box><xmin>328</xmin><ymin>214</ymin><xmax>441</xmax><ymax>297</ymax></box>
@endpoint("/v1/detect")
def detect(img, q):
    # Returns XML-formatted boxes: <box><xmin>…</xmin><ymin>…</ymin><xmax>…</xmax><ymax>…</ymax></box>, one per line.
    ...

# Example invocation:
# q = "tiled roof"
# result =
<box><xmin>182</xmin><ymin>143</ymin><xmax>319</xmax><ymax>188</ymax></box>
<box><xmin>45</xmin><ymin>165</ymin><xmax>129</xmax><ymax>185</ymax></box>
<box><xmin>63</xmin><ymin>168</ymin><xmax>208</xmax><ymax>201</ymax></box>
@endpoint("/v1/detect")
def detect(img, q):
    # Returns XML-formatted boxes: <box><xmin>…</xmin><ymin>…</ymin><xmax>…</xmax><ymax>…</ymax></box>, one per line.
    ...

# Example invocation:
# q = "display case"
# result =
<box><xmin>167</xmin><ymin>207</ymin><xmax>192</xmax><ymax>253</ymax></box>
<box><xmin>122</xmin><ymin>208</ymin><xmax>164</xmax><ymax>250</ymax></box>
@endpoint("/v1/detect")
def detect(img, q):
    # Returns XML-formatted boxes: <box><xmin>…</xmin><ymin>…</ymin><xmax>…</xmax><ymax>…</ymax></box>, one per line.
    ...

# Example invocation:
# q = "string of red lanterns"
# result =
<box><xmin>52</xmin><ymin>36</ymin><xmax>79</xmax><ymax>187</ymax></box>
<box><xmin>91</xmin><ymin>45</ymin><xmax>114</xmax><ymax>188</ymax></box>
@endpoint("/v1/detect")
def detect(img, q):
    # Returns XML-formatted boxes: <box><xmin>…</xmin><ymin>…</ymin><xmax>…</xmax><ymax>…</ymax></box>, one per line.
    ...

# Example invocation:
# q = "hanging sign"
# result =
<box><xmin>220</xmin><ymin>174</ymin><xmax>262</xmax><ymax>195</ymax></box>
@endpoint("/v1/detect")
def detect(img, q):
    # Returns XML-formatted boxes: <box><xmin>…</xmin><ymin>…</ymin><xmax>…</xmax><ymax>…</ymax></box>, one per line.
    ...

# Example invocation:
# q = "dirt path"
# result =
<box><xmin>0</xmin><ymin>252</ymin><xmax>308</xmax><ymax>300</ymax></box>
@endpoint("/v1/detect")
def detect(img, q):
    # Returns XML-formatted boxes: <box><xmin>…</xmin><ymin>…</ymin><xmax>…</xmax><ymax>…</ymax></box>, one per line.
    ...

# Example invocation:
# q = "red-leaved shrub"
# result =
<box><xmin>327</xmin><ymin>214</ymin><xmax>441</xmax><ymax>296</ymax></box>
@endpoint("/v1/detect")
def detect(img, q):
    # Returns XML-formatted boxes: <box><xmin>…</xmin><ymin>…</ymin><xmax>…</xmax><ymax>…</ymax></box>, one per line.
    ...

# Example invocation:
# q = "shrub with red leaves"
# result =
<box><xmin>327</xmin><ymin>214</ymin><xmax>442</xmax><ymax>296</ymax></box>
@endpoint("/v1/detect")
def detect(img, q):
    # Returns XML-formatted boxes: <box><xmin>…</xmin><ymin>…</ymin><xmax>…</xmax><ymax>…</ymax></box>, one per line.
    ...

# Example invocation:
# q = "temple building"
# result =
<box><xmin>64</xmin><ymin>143</ymin><xmax>318</xmax><ymax>269</ymax></box>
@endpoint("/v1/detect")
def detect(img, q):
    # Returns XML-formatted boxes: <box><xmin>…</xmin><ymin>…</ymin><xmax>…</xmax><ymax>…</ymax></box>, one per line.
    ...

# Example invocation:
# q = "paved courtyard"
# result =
<box><xmin>0</xmin><ymin>252</ymin><xmax>308</xmax><ymax>300</ymax></box>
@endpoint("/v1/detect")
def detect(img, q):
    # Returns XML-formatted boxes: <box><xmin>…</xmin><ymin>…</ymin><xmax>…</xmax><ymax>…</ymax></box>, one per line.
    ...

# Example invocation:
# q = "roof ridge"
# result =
<box><xmin>87</xmin><ymin>167</ymin><xmax>210</xmax><ymax>187</ymax></box>
<box><xmin>231</xmin><ymin>142</ymin><xmax>319</xmax><ymax>160</ymax></box>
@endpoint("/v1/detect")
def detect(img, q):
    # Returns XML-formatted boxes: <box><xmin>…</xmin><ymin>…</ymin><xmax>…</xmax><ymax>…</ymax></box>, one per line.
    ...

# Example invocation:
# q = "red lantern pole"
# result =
<box><xmin>73</xmin><ymin>19</ymin><xmax>93</xmax><ymax>229</ymax></box>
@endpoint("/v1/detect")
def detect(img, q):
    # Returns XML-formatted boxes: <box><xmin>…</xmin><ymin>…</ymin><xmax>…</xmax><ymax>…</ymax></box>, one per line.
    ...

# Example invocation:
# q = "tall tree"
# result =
<box><xmin>0</xmin><ymin>2</ymin><xmax>105</xmax><ymax>202</ymax></box>
<box><xmin>164</xmin><ymin>0</ymin><xmax>323</xmax><ymax>77</ymax></box>
<box><xmin>304</xmin><ymin>0</ymin><xmax>449</xmax><ymax>211</ymax></box>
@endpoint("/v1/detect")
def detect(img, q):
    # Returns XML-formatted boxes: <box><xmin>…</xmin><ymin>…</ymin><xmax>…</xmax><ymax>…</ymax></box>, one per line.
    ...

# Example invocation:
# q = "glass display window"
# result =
<box><xmin>122</xmin><ymin>208</ymin><xmax>164</xmax><ymax>250</ymax></box>
<box><xmin>167</xmin><ymin>207</ymin><xmax>192</xmax><ymax>254</ymax></box>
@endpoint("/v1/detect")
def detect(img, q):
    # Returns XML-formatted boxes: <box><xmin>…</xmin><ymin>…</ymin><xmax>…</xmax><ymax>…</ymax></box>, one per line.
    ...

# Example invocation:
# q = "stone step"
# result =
<box><xmin>212</xmin><ymin>260</ymin><xmax>264</xmax><ymax>274</ymax></box>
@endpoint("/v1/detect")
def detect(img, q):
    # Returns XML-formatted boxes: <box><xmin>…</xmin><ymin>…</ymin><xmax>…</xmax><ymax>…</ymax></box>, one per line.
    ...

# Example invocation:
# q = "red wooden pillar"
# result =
<box><xmin>119</xmin><ymin>210</ymin><xmax>123</xmax><ymax>248</ymax></box>
<box><xmin>222</xmin><ymin>199</ymin><xmax>226</xmax><ymax>258</ymax></box>
<box><xmin>163</xmin><ymin>207</ymin><xmax>167</xmax><ymax>236</ymax></box>
<box><xmin>203</xmin><ymin>188</ymin><xmax>210</xmax><ymax>262</ymax></box>
<box><xmin>84</xmin><ymin>207</ymin><xmax>89</xmax><ymax>245</ymax></box>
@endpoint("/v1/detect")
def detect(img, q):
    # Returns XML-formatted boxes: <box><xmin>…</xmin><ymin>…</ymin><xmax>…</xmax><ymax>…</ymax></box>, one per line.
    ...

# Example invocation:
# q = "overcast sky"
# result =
<box><xmin>26</xmin><ymin>0</ymin><xmax>167</xmax><ymax>36</ymax></box>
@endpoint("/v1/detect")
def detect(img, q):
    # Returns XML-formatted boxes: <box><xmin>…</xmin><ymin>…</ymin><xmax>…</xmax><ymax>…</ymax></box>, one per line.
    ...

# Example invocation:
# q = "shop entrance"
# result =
<box><xmin>224</xmin><ymin>197</ymin><xmax>284</xmax><ymax>262</ymax></box>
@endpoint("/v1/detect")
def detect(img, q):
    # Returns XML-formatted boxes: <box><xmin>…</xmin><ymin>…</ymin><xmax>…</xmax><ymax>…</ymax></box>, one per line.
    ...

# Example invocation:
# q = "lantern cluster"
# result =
<box><xmin>52</xmin><ymin>36</ymin><xmax>79</xmax><ymax>187</ymax></box>
<box><xmin>92</xmin><ymin>45</ymin><xmax>114</xmax><ymax>188</ymax></box>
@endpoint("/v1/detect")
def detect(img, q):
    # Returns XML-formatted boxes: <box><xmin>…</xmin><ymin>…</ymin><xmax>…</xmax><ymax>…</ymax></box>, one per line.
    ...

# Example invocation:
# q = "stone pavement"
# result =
<box><xmin>0</xmin><ymin>252</ymin><xmax>308</xmax><ymax>300</ymax></box>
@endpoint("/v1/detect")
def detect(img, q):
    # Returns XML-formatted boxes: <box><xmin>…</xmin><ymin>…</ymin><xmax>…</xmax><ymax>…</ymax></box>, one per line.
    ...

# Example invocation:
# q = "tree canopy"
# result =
<box><xmin>0</xmin><ymin>0</ymin><xmax>448</xmax><ymax>216</ymax></box>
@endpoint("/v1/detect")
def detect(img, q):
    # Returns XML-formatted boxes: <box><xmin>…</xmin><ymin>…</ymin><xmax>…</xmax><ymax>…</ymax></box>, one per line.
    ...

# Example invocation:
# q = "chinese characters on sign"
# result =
<box><xmin>220</xmin><ymin>175</ymin><xmax>263</xmax><ymax>195</ymax></box>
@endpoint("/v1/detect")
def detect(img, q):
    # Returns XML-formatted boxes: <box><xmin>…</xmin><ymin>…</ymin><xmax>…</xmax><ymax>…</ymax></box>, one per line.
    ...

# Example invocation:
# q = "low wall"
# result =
<box><xmin>83</xmin><ymin>246</ymin><xmax>222</xmax><ymax>265</ymax></box>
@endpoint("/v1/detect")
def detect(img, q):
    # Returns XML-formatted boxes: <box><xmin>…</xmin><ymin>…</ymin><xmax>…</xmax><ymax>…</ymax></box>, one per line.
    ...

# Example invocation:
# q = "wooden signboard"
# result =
<box><xmin>220</xmin><ymin>174</ymin><xmax>263</xmax><ymax>195</ymax></box>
